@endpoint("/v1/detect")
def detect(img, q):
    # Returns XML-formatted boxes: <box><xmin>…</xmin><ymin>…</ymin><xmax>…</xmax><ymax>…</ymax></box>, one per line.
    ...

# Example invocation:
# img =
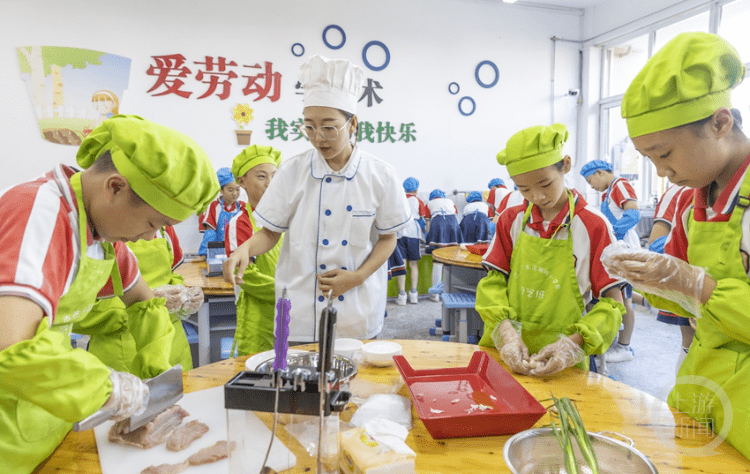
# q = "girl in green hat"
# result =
<box><xmin>603</xmin><ymin>32</ymin><xmax>750</xmax><ymax>459</ymax></box>
<box><xmin>476</xmin><ymin>123</ymin><xmax>626</xmax><ymax>376</ymax></box>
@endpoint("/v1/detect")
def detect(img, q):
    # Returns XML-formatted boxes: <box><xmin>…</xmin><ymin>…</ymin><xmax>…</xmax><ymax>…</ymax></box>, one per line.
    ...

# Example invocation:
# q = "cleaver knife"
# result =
<box><xmin>73</xmin><ymin>364</ymin><xmax>183</xmax><ymax>433</ymax></box>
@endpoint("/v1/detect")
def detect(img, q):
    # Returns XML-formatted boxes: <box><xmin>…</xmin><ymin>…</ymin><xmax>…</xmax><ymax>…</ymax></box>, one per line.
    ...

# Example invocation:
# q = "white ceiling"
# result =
<box><xmin>518</xmin><ymin>0</ymin><xmax>607</xmax><ymax>9</ymax></box>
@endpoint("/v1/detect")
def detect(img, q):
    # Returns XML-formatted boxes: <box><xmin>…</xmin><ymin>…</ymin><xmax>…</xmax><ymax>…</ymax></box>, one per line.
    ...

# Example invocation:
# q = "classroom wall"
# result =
<box><xmin>0</xmin><ymin>0</ymin><xmax>582</xmax><ymax>252</ymax></box>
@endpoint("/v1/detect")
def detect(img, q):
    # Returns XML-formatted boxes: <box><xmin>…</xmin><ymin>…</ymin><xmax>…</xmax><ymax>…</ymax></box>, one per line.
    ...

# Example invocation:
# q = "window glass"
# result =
<box><xmin>606</xmin><ymin>34</ymin><xmax>649</xmax><ymax>97</ymax></box>
<box><xmin>654</xmin><ymin>11</ymin><xmax>709</xmax><ymax>52</ymax></box>
<box><xmin>720</xmin><ymin>0</ymin><xmax>750</xmax><ymax>65</ymax></box>
<box><xmin>607</xmin><ymin>105</ymin><xmax>650</xmax><ymax>204</ymax></box>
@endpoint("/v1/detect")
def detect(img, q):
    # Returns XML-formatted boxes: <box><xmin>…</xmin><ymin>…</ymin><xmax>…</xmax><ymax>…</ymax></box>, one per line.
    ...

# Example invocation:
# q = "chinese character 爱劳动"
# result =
<box><xmin>194</xmin><ymin>56</ymin><xmax>239</xmax><ymax>100</ymax></box>
<box><xmin>358</xmin><ymin>78</ymin><xmax>383</xmax><ymax>107</ymax></box>
<box><xmin>146</xmin><ymin>54</ymin><xmax>193</xmax><ymax>98</ymax></box>
<box><xmin>242</xmin><ymin>62</ymin><xmax>282</xmax><ymax>102</ymax></box>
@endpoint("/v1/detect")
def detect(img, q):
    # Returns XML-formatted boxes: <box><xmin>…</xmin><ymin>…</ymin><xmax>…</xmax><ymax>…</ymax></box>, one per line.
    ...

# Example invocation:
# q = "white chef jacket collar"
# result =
<box><xmin>310</xmin><ymin>145</ymin><xmax>362</xmax><ymax>180</ymax></box>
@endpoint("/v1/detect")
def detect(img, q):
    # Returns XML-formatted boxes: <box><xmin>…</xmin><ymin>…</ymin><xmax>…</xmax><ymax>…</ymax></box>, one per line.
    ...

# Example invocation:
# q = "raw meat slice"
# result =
<box><xmin>187</xmin><ymin>440</ymin><xmax>232</xmax><ymax>465</ymax></box>
<box><xmin>166</xmin><ymin>420</ymin><xmax>209</xmax><ymax>452</ymax></box>
<box><xmin>140</xmin><ymin>460</ymin><xmax>189</xmax><ymax>474</ymax></box>
<box><xmin>108</xmin><ymin>405</ymin><xmax>190</xmax><ymax>449</ymax></box>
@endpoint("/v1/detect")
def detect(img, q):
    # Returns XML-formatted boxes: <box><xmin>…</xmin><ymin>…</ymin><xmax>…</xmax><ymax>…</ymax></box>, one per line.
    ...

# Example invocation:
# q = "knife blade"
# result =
<box><xmin>73</xmin><ymin>364</ymin><xmax>183</xmax><ymax>432</ymax></box>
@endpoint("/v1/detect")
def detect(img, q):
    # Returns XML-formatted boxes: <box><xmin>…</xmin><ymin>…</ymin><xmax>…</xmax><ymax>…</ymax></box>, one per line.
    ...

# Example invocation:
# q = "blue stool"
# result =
<box><xmin>182</xmin><ymin>321</ymin><xmax>198</xmax><ymax>345</ymax></box>
<box><xmin>70</xmin><ymin>333</ymin><xmax>84</xmax><ymax>349</ymax></box>
<box><xmin>220</xmin><ymin>337</ymin><xmax>238</xmax><ymax>360</ymax></box>
<box><xmin>440</xmin><ymin>293</ymin><xmax>476</xmax><ymax>344</ymax></box>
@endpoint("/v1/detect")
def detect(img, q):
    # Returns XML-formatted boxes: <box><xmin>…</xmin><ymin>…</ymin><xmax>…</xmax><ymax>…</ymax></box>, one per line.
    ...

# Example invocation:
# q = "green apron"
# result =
<box><xmin>83</xmin><ymin>229</ymin><xmax>193</xmax><ymax>372</ymax></box>
<box><xmin>0</xmin><ymin>172</ymin><xmax>121</xmax><ymax>473</ymax></box>
<box><xmin>668</xmin><ymin>171</ymin><xmax>750</xmax><ymax>458</ymax></box>
<box><xmin>507</xmin><ymin>192</ymin><xmax>589</xmax><ymax>370</ymax></box>
<box><xmin>233</xmin><ymin>210</ymin><xmax>282</xmax><ymax>356</ymax></box>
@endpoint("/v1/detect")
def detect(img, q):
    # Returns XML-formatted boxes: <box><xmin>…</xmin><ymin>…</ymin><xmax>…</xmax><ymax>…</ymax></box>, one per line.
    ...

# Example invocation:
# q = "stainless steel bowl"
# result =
<box><xmin>504</xmin><ymin>428</ymin><xmax>659</xmax><ymax>474</ymax></box>
<box><xmin>255</xmin><ymin>351</ymin><xmax>358</xmax><ymax>386</ymax></box>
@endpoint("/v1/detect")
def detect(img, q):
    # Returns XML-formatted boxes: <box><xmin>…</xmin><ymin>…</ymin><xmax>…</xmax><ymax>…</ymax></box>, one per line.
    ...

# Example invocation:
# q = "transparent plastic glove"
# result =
<box><xmin>492</xmin><ymin>319</ymin><xmax>531</xmax><ymax>375</ymax></box>
<box><xmin>152</xmin><ymin>285</ymin><xmax>188</xmax><ymax>313</ymax></box>
<box><xmin>181</xmin><ymin>286</ymin><xmax>204</xmax><ymax>316</ymax></box>
<box><xmin>601</xmin><ymin>241</ymin><xmax>705</xmax><ymax>317</ymax></box>
<box><xmin>103</xmin><ymin>370</ymin><xmax>150</xmax><ymax>421</ymax></box>
<box><xmin>528</xmin><ymin>335</ymin><xmax>585</xmax><ymax>376</ymax></box>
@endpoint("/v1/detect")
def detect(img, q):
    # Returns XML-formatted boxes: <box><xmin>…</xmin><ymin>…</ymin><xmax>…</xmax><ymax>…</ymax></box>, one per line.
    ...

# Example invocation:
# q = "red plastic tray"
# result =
<box><xmin>393</xmin><ymin>351</ymin><xmax>547</xmax><ymax>439</ymax></box>
<box><xmin>466</xmin><ymin>243</ymin><xmax>489</xmax><ymax>256</ymax></box>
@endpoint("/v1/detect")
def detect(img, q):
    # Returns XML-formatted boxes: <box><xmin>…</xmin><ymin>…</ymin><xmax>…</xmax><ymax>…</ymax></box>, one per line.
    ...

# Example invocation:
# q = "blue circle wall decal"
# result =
<box><xmin>362</xmin><ymin>41</ymin><xmax>390</xmax><ymax>71</ymax></box>
<box><xmin>322</xmin><ymin>25</ymin><xmax>346</xmax><ymax>50</ymax></box>
<box><xmin>459</xmin><ymin>96</ymin><xmax>476</xmax><ymax>116</ymax></box>
<box><xmin>448</xmin><ymin>82</ymin><xmax>460</xmax><ymax>95</ymax></box>
<box><xmin>291</xmin><ymin>43</ymin><xmax>305</xmax><ymax>57</ymax></box>
<box><xmin>475</xmin><ymin>60</ymin><xmax>499</xmax><ymax>88</ymax></box>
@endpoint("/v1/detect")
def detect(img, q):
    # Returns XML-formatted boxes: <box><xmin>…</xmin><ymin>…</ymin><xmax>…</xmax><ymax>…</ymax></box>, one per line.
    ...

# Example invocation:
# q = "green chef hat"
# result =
<box><xmin>76</xmin><ymin>115</ymin><xmax>220</xmax><ymax>221</ymax></box>
<box><xmin>622</xmin><ymin>32</ymin><xmax>746</xmax><ymax>138</ymax></box>
<box><xmin>496</xmin><ymin>123</ymin><xmax>568</xmax><ymax>176</ymax></box>
<box><xmin>231</xmin><ymin>144</ymin><xmax>283</xmax><ymax>179</ymax></box>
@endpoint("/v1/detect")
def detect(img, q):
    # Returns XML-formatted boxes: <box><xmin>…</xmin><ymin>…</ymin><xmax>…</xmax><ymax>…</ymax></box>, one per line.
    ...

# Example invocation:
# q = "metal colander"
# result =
<box><xmin>504</xmin><ymin>428</ymin><xmax>659</xmax><ymax>474</ymax></box>
<box><xmin>255</xmin><ymin>352</ymin><xmax>358</xmax><ymax>387</ymax></box>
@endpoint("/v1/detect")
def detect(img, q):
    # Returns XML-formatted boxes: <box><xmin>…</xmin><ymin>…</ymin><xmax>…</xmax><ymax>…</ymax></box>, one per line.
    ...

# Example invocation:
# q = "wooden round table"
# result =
<box><xmin>34</xmin><ymin>340</ymin><xmax>750</xmax><ymax>473</ymax></box>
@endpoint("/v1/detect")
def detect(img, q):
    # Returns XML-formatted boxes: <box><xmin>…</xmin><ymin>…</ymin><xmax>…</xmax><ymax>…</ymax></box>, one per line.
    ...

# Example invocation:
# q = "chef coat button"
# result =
<box><xmin>325</xmin><ymin>209</ymin><xmax>331</xmax><ymax>216</ymax></box>
<box><xmin>342</xmin><ymin>240</ymin><xmax>348</xmax><ymax>246</ymax></box>
<box><xmin>323</xmin><ymin>239</ymin><xmax>329</xmax><ymax>245</ymax></box>
<box><xmin>338</xmin><ymin>295</ymin><xmax>344</xmax><ymax>301</ymax></box>
<box><xmin>346</xmin><ymin>205</ymin><xmax>352</xmax><ymax>211</ymax></box>
<box><xmin>341</xmin><ymin>267</ymin><xmax>347</xmax><ymax>270</ymax></box>
<box><xmin>326</xmin><ymin>177</ymin><xmax>332</xmax><ymax>183</ymax></box>
<box><xmin>318</xmin><ymin>295</ymin><xmax>325</xmax><ymax>302</ymax></box>
<box><xmin>320</xmin><ymin>264</ymin><xmax>326</xmax><ymax>270</ymax></box>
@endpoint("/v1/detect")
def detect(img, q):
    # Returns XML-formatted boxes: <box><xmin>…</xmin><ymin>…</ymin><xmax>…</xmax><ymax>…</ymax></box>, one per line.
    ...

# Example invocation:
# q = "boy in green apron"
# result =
<box><xmin>604</xmin><ymin>32</ymin><xmax>750</xmax><ymax>459</ymax></box>
<box><xmin>476</xmin><ymin>123</ymin><xmax>626</xmax><ymax>376</ymax></box>
<box><xmin>225</xmin><ymin>144</ymin><xmax>283</xmax><ymax>355</ymax></box>
<box><xmin>0</xmin><ymin>115</ymin><xmax>219</xmax><ymax>472</ymax></box>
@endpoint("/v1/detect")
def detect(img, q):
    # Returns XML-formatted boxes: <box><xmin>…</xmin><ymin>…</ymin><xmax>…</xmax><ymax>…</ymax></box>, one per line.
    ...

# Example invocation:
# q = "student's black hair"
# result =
<box><xmin>684</xmin><ymin>108</ymin><xmax>744</xmax><ymax>136</ymax></box>
<box><xmin>88</xmin><ymin>151</ymin><xmax>148</xmax><ymax>206</ymax></box>
<box><xmin>552</xmin><ymin>159</ymin><xmax>565</xmax><ymax>171</ymax></box>
<box><xmin>336</xmin><ymin>108</ymin><xmax>359</xmax><ymax>143</ymax></box>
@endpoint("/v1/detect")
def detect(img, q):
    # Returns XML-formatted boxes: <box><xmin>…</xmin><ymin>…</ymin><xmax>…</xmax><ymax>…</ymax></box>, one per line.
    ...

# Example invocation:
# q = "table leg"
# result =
<box><xmin>198</xmin><ymin>300</ymin><xmax>210</xmax><ymax>367</ymax></box>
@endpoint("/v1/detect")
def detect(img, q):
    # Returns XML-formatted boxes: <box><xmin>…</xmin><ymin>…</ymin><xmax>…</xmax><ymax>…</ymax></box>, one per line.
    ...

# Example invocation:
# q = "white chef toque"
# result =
<box><xmin>298</xmin><ymin>55</ymin><xmax>365</xmax><ymax>114</ymax></box>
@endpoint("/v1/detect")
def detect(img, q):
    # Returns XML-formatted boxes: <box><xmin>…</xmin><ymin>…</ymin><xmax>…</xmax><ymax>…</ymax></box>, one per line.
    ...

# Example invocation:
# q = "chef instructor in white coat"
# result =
<box><xmin>223</xmin><ymin>55</ymin><xmax>411</xmax><ymax>342</ymax></box>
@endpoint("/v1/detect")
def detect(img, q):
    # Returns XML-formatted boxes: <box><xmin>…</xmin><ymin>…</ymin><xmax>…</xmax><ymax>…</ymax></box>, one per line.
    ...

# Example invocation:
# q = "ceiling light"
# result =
<box><xmin>503</xmin><ymin>0</ymin><xmax>519</xmax><ymax>3</ymax></box>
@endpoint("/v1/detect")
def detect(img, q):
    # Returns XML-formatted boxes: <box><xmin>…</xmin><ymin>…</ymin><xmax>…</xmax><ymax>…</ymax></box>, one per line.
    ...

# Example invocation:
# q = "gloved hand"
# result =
<box><xmin>612</xmin><ymin>208</ymin><xmax>640</xmax><ymax>236</ymax></box>
<box><xmin>152</xmin><ymin>285</ymin><xmax>204</xmax><ymax>319</ymax></box>
<box><xmin>492</xmin><ymin>319</ymin><xmax>531</xmax><ymax>375</ymax></box>
<box><xmin>103</xmin><ymin>370</ymin><xmax>149</xmax><ymax>421</ymax></box>
<box><xmin>648</xmin><ymin>235</ymin><xmax>668</xmax><ymax>254</ymax></box>
<box><xmin>528</xmin><ymin>335</ymin><xmax>585</xmax><ymax>376</ymax></box>
<box><xmin>601</xmin><ymin>241</ymin><xmax>706</xmax><ymax>317</ymax></box>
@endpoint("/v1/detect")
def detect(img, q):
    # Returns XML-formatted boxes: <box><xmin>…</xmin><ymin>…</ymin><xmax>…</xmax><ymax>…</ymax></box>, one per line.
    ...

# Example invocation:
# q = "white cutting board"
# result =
<box><xmin>94</xmin><ymin>386</ymin><xmax>296</xmax><ymax>474</ymax></box>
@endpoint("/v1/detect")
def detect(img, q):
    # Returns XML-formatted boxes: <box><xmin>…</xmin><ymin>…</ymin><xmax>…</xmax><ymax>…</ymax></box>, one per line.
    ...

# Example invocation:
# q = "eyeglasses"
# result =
<box><xmin>296</xmin><ymin>117</ymin><xmax>352</xmax><ymax>141</ymax></box>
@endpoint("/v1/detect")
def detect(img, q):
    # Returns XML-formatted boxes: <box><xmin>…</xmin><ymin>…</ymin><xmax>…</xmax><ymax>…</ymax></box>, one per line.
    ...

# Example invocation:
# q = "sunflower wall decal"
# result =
<box><xmin>232</xmin><ymin>103</ymin><xmax>254</xmax><ymax>145</ymax></box>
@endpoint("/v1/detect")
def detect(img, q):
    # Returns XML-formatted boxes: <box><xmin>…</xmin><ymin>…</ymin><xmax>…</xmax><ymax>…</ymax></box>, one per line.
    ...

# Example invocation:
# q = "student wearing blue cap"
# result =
<box><xmin>487</xmin><ymin>178</ymin><xmax>511</xmax><ymax>218</ymax></box>
<box><xmin>425</xmin><ymin>189</ymin><xmax>463</xmax><ymax>301</ymax></box>
<box><xmin>581</xmin><ymin>159</ymin><xmax>641</xmax><ymax>364</ymax></box>
<box><xmin>198</xmin><ymin>167</ymin><xmax>246</xmax><ymax>256</ymax></box>
<box><xmin>394</xmin><ymin>177</ymin><xmax>429</xmax><ymax>305</ymax></box>
<box><xmin>460</xmin><ymin>191</ymin><xmax>492</xmax><ymax>244</ymax></box>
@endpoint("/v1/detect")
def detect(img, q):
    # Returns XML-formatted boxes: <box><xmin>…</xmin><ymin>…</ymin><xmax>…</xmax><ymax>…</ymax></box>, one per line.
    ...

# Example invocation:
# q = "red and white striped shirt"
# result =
<box><xmin>654</xmin><ymin>185</ymin><xmax>688</xmax><ymax>227</ymax></box>
<box><xmin>488</xmin><ymin>186</ymin><xmax>511</xmax><ymax>217</ymax></box>
<box><xmin>201</xmin><ymin>199</ymin><xmax>246</xmax><ymax>231</ymax></box>
<box><xmin>224</xmin><ymin>209</ymin><xmax>255</xmax><ymax>255</ymax></box>
<box><xmin>602</xmin><ymin>177</ymin><xmax>638</xmax><ymax>211</ymax></box>
<box><xmin>666</xmin><ymin>153</ymin><xmax>750</xmax><ymax>269</ymax></box>
<box><xmin>483</xmin><ymin>189</ymin><xmax>623</xmax><ymax>300</ymax></box>
<box><xmin>0</xmin><ymin>165</ymin><xmax>140</xmax><ymax>321</ymax></box>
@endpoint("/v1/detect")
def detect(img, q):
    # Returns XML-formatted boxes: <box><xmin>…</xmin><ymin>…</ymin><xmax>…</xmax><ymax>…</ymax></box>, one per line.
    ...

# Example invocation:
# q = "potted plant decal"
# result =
<box><xmin>232</xmin><ymin>103</ymin><xmax>254</xmax><ymax>145</ymax></box>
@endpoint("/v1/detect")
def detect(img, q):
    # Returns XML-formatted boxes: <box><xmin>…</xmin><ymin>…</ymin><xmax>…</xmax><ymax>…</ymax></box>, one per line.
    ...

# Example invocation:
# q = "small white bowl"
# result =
<box><xmin>362</xmin><ymin>341</ymin><xmax>402</xmax><ymax>367</ymax></box>
<box><xmin>334</xmin><ymin>338</ymin><xmax>364</xmax><ymax>360</ymax></box>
